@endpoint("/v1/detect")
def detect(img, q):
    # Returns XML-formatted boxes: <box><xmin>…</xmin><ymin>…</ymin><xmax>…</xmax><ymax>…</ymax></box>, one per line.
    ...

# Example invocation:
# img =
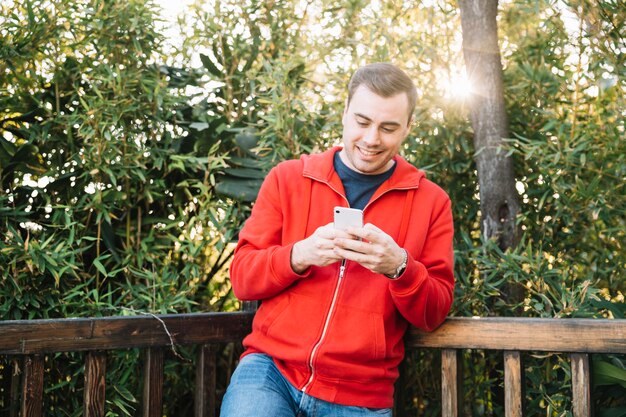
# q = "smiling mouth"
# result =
<box><xmin>357</xmin><ymin>146</ymin><xmax>383</xmax><ymax>157</ymax></box>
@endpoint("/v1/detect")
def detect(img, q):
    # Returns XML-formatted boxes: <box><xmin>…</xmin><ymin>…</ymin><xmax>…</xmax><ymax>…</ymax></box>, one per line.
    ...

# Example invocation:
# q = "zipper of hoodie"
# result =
<box><xmin>302</xmin><ymin>259</ymin><xmax>347</xmax><ymax>394</ymax></box>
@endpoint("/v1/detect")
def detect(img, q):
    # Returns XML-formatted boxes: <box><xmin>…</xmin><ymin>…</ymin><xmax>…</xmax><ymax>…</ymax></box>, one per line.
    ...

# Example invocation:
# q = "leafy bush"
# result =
<box><xmin>1</xmin><ymin>0</ymin><xmax>624</xmax><ymax>415</ymax></box>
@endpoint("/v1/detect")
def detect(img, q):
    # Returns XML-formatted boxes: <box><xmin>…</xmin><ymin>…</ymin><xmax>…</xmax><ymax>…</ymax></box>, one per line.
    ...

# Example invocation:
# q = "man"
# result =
<box><xmin>221</xmin><ymin>62</ymin><xmax>454</xmax><ymax>417</ymax></box>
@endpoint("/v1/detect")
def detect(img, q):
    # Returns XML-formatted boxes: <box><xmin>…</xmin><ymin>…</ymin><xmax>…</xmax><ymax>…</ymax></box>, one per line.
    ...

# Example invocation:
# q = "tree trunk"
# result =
<box><xmin>458</xmin><ymin>0</ymin><xmax>520</xmax><ymax>250</ymax></box>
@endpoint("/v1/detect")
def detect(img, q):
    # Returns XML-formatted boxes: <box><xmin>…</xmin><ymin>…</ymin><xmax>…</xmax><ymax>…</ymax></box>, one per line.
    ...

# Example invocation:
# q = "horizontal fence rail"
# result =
<box><xmin>1</xmin><ymin>314</ymin><xmax>624</xmax><ymax>417</ymax></box>
<box><xmin>407</xmin><ymin>316</ymin><xmax>626</xmax><ymax>353</ymax></box>
<box><xmin>0</xmin><ymin>312</ymin><xmax>254</xmax><ymax>354</ymax></box>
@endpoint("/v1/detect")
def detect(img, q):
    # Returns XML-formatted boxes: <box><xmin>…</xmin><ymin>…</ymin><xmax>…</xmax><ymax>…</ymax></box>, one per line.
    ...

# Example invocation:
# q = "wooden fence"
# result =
<box><xmin>1</xmin><ymin>313</ymin><xmax>625</xmax><ymax>416</ymax></box>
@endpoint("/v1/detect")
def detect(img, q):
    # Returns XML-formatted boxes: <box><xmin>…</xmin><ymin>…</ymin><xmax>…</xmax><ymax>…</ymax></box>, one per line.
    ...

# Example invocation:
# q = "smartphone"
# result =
<box><xmin>333</xmin><ymin>207</ymin><xmax>363</xmax><ymax>230</ymax></box>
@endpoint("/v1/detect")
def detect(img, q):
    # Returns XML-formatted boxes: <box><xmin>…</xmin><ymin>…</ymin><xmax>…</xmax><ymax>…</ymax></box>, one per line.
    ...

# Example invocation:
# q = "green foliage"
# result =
<box><xmin>0</xmin><ymin>0</ymin><xmax>235</xmax><ymax>414</ymax></box>
<box><xmin>1</xmin><ymin>0</ymin><xmax>624</xmax><ymax>415</ymax></box>
<box><xmin>592</xmin><ymin>355</ymin><xmax>626</xmax><ymax>417</ymax></box>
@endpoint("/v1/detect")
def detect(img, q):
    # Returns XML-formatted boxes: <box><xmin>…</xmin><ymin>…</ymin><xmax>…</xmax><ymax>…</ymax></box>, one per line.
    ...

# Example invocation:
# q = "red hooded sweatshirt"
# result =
<box><xmin>230</xmin><ymin>147</ymin><xmax>454</xmax><ymax>408</ymax></box>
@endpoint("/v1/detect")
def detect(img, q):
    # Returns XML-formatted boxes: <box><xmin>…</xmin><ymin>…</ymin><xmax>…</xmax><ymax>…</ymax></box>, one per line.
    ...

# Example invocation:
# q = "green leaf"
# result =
<box><xmin>199</xmin><ymin>53</ymin><xmax>222</xmax><ymax>77</ymax></box>
<box><xmin>223</xmin><ymin>167</ymin><xmax>266</xmax><ymax>179</ymax></box>
<box><xmin>593</xmin><ymin>360</ymin><xmax>626</xmax><ymax>389</ymax></box>
<box><xmin>229</xmin><ymin>156</ymin><xmax>266</xmax><ymax>169</ymax></box>
<box><xmin>92</xmin><ymin>258</ymin><xmax>108</xmax><ymax>277</ymax></box>
<box><xmin>215</xmin><ymin>177</ymin><xmax>263</xmax><ymax>202</ymax></box>
<box><xmin>234</xmin><ymin>130</ymin><xmax>259</xmax><ymax>154</ymax></box>
<box><xmin>101</xmin><ymin>221</ymin><xmax>121</xmax><ymax>263</ymax></box>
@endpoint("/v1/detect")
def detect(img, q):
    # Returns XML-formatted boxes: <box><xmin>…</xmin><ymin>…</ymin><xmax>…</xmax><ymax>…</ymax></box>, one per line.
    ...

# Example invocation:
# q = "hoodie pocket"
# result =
<box><xmin>321</xmin><ymin>304</ymin><xmax>386</xmax><ymax>364</ymax></box>
<box><xmin>256</xmin><ymin>292</ymin><xmax>321</xmax><ymax>351</ymax></box>
<box><xmin>257</xmin><ymin>294</ymin><xmax>290</xmax><ymax>335</ymax></box>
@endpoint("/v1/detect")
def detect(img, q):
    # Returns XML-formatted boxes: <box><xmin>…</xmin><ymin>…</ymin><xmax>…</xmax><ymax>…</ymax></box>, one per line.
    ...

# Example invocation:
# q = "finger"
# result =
<box><xmin>364</xmin><ymin>223</ymin><xmax>398</xmax><ymax>246</ymax></box>
<box><xmin>342</xmin><ymin>225</ymin><xmax>367</xmax><ymax>240</ymax></box>
<box><xmin>315</xmin><ymin>222</ymin><xmax>340</xmax><ymax>238</ymax></box>
<box><xmin>333</xmin><ymin>246</ymin><xmax>368</xmax><ymax>263</ymax></box>
<box><xmin>313</xmin><ymin>238</ymin><xmax>336</xmax><ymax>252</ymax></box>
<box><xmin>316</xmin><ymin>253</ymin><xmax>342</xmax><ymax>266</ymax></box>
<box><xmin>333</xmin><ymin>246</ymin><xmax>386</xmax><ymax>272</ymax></box>
<box><xmin>334</xmin><ymin>234</ymin><xmax>365</xmax><ymax>250</ymax></box>
<box><xmin>333</xmin><ymin>228</ymin><xmax>358</xmax><ymax>240</ymax></box>
<box><xmin>335</xmin><ymin>250</ymin><xmax>387</xmax><ymax>274</ymax></box>
<box><xmin>363</xmin><ymin>223</ymin><xmax>383</xmax><ymax>233</ymax></box>
<box><xmin>347</xmin><ymin>223</ymin><xmax>385</xmax><ymax>244</ymax></box>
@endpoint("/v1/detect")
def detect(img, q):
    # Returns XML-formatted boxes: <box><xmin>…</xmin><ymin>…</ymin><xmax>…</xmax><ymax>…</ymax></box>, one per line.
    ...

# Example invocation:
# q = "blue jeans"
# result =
<box><xmin>220</xmin><ymin>353</ymin><xmax>392</xmax><ymax>417</ymax></box>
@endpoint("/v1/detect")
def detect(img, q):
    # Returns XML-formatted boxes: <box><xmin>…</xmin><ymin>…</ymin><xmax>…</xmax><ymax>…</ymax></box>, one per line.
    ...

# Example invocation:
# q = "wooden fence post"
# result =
<box><xmin>143</xmin><ymin>348</ymin><xmax>164</xmax><ymax>417</ymax></box>
<box><xmin>84</xmin><ymin>351</ymin><xmax>107</xmax><ymax>417</ymax></box>
<box><xmin>441</xmin><ymin>349</ymin><xmax>462</xmax><ymax>417</ymax></box>
<box><xmin>195</xmin><ymin>344</ymin><xmax>218</xmax><ymax>417</ymax></box>
<box><xmin>504</xmin><ymin>351</ymin><xmax>523</xmax><ymax>417</ymax></box>
<box><xmin>21</xmin><ymin>355</ymin><xmax>44</xmax><ymax>417</ymax></box>
<box><xmin>571</xmin><ymin>353</ymin><xmax>592</xmax><ymax>417</ymax></box>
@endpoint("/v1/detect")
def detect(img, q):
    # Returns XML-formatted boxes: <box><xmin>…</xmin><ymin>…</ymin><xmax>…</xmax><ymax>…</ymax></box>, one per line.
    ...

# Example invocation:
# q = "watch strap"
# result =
<box><xmin>385</xmin><ymin>248</ymin><xmax>407</xmax><ymax>279</ymax></box>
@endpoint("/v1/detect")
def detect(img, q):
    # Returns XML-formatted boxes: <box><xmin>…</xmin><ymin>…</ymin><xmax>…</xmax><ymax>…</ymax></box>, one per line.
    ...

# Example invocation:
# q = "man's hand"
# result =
<box><xmin>333</xmin><ymin>223</ymin><xmax>405</xmax><ymax>276</ymax></box>
<box><xmin>290</xmin><ymin>223</ymin><xmax>351</xmax><ymax>274</ymax></box>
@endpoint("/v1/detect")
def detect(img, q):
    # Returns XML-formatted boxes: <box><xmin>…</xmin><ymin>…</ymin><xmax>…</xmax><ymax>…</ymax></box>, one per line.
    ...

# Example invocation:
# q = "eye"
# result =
<box><xmin>381</xmin><ymin>127</ymin><xmax>397</xmax><ymax>134</ymax></box>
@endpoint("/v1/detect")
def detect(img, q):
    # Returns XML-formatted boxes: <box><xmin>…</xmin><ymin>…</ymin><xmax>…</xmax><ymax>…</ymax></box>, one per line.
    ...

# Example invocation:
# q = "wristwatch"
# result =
<box><xmin>385</xmin><ymin>249</ymin><xmax>407</xmax><ymax>279</ymax></box>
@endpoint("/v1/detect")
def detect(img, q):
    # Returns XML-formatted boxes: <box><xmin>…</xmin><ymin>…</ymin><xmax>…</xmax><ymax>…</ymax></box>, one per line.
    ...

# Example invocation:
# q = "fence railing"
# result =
<box><xmin>1</xmin><ymin>313</ymin><xmax>625</xmax><ymax>417</ymax></box>
<box><xmin>407</xmin><ymin>316</ymin><xmax>626</xmax><ymax>417</ymax></box>
<box><xmin>0</xmin><ymin>312</ymin><xmax>252</xmax><ymax>417</ymax></box>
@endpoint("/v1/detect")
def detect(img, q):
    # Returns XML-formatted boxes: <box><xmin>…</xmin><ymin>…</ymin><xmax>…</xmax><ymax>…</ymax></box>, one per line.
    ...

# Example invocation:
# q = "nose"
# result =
<box><xmin>362</xmin><ymin>126</ymin><xmax>380</xmax><ymax>145</ymax></box>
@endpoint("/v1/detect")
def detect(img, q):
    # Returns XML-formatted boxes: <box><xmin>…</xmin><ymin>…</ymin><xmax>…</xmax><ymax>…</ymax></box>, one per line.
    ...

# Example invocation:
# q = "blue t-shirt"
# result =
<box><xmin>333</xmin><ymin>152</ymin><xmax>396</xmax><ymax>210</ymax></box>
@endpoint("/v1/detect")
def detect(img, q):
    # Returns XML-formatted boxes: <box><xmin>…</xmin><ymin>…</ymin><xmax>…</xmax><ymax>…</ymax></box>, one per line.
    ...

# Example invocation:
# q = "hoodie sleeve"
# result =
<box><xmin>229</xmin><ymin>165</ymin><xmax>311</xmax><ymax>301</ymax></box>
<box><xmin>389</xmin><ymin>191</ymin><xmax>455</xmax><ymax>332</ymax></box>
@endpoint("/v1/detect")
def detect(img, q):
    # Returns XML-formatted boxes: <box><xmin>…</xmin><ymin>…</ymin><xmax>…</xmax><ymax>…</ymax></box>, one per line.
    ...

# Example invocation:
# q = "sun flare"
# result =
<box><xmin>441</xmin><ymin>72</ymin><xmax>474</xmax><ymax>101</ymax></box>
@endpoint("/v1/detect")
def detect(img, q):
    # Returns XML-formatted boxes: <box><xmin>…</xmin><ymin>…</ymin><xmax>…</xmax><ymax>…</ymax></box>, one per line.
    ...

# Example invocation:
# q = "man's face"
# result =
<box><xmin>340</xmin><ymin>85</ymin><xmax>411</xmax><ymax>175</ymax></box>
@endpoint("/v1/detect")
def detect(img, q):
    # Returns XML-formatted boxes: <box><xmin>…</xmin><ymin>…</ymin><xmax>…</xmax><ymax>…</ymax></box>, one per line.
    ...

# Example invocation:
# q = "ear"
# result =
<box><xmin>399</xmin><ymin>116</ymin><xmax>413</xmax><ymax>140</ymax></box>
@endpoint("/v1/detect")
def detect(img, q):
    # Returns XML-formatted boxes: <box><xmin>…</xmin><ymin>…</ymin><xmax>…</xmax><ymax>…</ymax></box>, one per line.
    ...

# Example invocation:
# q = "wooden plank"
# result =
<box><xmin>571</xmin><ymin>353</ymin><xmax>592</xmax><ymax>417</ymax></box>
<box><xmin>2</xmin><ymin>320</ymin><xmax>94</xmax><ymax>353</ymax></box>
<box><xmin>83</xmin><ymin>351</ymin><xmax>106</xmax><ymax>417</ymax></box>
<box><xmin>3</xmin><ymin>315</ymin><xmax>625</xmax><ymax>355</ymax></box>
<box><xmin>504</xmin><ymin>351</ymin><xmax>523</xmax><ymax>417</ymax></box>
<box><xmin>142</xmin><ymin>348</ymin><xmax>164</xmax><ymax>417</ymax></box>
<box><xmin>441</xmin><ymin>349</ymin><xmax>461</xmax><ymax>417</ymax></box>
<box><xmin>407</xmin><ymin>317</ymin><xmax>626</xmax><ymax>353</ymax></box>
<box><xmin>0</xmin><ymin>312</ymin><xmax>254</xmax><ymax>354</ymax></box>
<box><xmin>21</xmin><ymin>355</ymin><xmax>44</xmax><ymax>417</ymax></box>
<box><xmin>195</xmin><ymin>344</ymin><xmax>218</xmax><ymax>417</ymax></box>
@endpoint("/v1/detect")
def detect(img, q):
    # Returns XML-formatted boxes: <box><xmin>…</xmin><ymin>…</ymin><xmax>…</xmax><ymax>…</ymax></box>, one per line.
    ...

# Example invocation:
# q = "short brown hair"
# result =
<box><xmin>347</xmin><ymin>63</ymin><xmax>417</xmax><ymax>124</ymax></box>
